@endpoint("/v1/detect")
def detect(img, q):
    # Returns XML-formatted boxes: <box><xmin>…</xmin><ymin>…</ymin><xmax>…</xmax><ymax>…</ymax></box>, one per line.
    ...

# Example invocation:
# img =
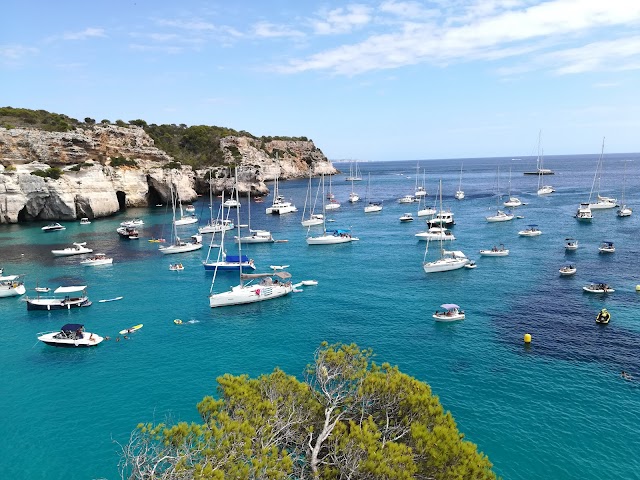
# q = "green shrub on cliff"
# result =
<box><xmin>0</xmin><ymin>107</ymin><xmax>79</xmax><ymax>132</ymax></box>
<box><xmin>31</xmin><ymin>167</ymin><xmax>63</xmax><ymax>179</ymax></box>
<box><xmin>110</xmin><ymin>156</ymin><xmax>138</xmax><ymax>168</ymax></box>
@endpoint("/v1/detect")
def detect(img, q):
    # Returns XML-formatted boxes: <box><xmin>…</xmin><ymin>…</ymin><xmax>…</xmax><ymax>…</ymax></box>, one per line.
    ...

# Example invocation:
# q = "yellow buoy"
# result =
<box><xmin>636</xmin><ymin>285</ymin><xmax>640</xmax><ymax>292</ymax></box>
<box><xmin>524</xmin><ymin>333</ymin><xmax>532</xmax><ymax>344</ymax></box>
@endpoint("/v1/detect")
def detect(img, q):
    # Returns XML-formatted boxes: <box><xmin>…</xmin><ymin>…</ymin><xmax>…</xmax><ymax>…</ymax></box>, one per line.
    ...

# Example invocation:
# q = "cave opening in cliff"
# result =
<box><xmin>146</xmin><ymin>184</ymin><xmax>162</xmax><ymax>206</ymax></box>
<box><xmin>116</xmin><ymin>191</ymin><xmax>126</xmax><ymax>211</ymax></box>
<box><xmin>17</xmin><ymin>206</ymin><xmax>28</xmax><ymax>223</ymax></box>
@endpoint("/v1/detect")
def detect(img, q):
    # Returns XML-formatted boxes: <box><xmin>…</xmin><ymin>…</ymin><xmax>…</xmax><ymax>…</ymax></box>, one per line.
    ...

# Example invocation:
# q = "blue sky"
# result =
<box><xmin>3</xmin><ymin>0</ymin><xmax>640</xmax><ymax>161</ymax></box>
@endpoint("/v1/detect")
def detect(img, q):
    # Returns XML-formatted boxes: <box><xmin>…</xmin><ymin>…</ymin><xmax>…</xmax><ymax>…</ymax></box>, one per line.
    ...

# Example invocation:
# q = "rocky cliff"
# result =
<box><xmin>0</xmin><ymin>125</ymin><xmax>335</xmax><ymax>223</ymax></box>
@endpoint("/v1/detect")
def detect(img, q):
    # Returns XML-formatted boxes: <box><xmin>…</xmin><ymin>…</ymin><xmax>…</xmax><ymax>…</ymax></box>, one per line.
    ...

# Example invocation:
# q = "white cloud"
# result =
<box><xmin>0</xmin><ymin>44</ymin><xmax>38</xmax><ymax>61</ymax></box>
<box><xmin>311</xmin><ymin>4</ymin><xmax>373</xmax><ymax>35</ymax></box>
<box><xmin>281</xmin><ymin>0</ymin><xmax>640</xmax><ymax>76</ymax></box>
<box><xmin>62</xmin><ymin>28</ymin><xmax>106</xmax><ymax>41</ymax></box>
<box><xmin>253</xmin><ymin>22</ymin><xmax>305</xmax><ymax>38</ymax></box>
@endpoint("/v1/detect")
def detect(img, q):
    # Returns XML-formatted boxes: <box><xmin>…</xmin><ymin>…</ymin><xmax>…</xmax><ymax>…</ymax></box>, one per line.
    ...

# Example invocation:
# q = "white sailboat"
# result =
<box><xmin>486</xmin><ymin>166</ymin><xmax>514</xmax><ymax>222</ymax></box>
<box><xmin>535</xmin><ymin>131</ymin><xmax>555</xmax><ymax>195</ymax></box>
<box><xmin>345</xmin><ymin>160</ymin><xmax>362</xmax><ymax>181</ymax></box>
<box><xmin>348</xmin><ymin>169</ymin><xmax>360</xmax><ymax>203</ymax></box>
<box><xmin>454</xmin><ymin>163</ymin><xmax>465</xmax><ymax>200</ymax></box>
<box><xmin>301</xmin><ymin>171</ymin><xmax>324</xmax><ymax>227</ymax></box>
<box><xmin>617</xmin><ymin>160</ymin><xmax>632</xmax><ymax>217</ymax></box>
<box><xmin>307</xmin><ymin>174</ymin><xmax>359</xmax><ymax>245</ymax></box>
<box><xmin>0</xmin><ymin>274</ymin><xmax>26</xmax><ymax>297</ymax></box>
<box><xmin>503</xmin><ymin>166</ymin><xmax>522</xmax><ymax>207</ymax></box>
<box><xmin>364</xmin><ymin>173</ymin><xmax>383</xmax><ymax>213</ymax></box>
<box><xmin>265</xmin><ymin>158</ymin><xmax>297</xmax><ymax>215</ymax></box>
<box><xmin>325</xmin><ymin>174</ymin><xmax>341</xmax><ymax>210</ymax></box>
<box><xmin>417</xmin><ymin>179</ymin><xmax>437</xmax><ymax>216</ymax></box>
<box><xmin>199</xmin><ymin>173</ymin><xmax>235</xmax><ymax>234</ymax></box>
<box><xmin>423</xmin><ymin>180</ymin><xmax>469</xmax><ymax>273</ymax></box>
<box><xmin>173</xmin><ymin>189</ymin><xmax>198</xmax><ymax>225</ymax></box>
<box><xmin>209</xmin><ymin>168</ymin><xmax>293</xmax><ymax>308</ymax></box>
<box><xmin>159</xmin><ymin>185</ymin><xmax>203</xmax><ymax>255</ymax></box>
<box><xmin>235</xmin><ymin>190</ymin><xmax>274</xmax><ymax>243</ymax></box>
<box><xmin>588</xmin><ymin>138</ymin><xmax>617</xmax><ymax>210</ymax></box>
<box><xmin>414</xmin><ymin>164</ymin><xmax>427</xmax><ymax>197</ymax></box>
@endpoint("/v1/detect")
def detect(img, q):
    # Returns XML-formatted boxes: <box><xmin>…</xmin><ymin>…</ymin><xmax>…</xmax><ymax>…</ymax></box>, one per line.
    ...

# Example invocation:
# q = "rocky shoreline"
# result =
<box><xmin>0</xmin><ymin>125</ymin><xmax>336</xmax><ymax>223</ymax></box>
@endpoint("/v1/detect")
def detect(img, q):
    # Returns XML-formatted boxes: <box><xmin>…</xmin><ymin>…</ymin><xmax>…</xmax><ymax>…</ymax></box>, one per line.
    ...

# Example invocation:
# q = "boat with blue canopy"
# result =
<box><xmin>433</xmin><ymin>304</ymin><xmax>465</xmax><ymax>322</ymax></box>
<box><xmin>203</xmin><ymin>253</ymin><xmax>256</xmax><ymax>271</ymax></box>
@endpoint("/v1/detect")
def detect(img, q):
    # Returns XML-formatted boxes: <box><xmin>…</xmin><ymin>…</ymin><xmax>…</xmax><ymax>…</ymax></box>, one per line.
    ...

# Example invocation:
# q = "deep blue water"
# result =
<box><xmin>1</xmin><ymin>153</ymin><xmax>639</xmax><ymax>480</ymax></box>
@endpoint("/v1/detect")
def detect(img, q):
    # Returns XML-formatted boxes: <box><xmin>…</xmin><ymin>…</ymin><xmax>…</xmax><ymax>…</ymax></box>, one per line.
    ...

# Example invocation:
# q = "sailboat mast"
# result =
<box><xmin>235</xmin><ymin>168</ymin><xmax>244</xmax><ymax>284</ymax></box>
<box><xmin>321</xmin><ymin>173</ymin><xmax>327</xmax><ymax>233</ymax></box>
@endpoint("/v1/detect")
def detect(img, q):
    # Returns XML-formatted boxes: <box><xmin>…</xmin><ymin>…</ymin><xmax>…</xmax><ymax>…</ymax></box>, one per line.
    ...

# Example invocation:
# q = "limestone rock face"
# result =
<box><xmin>0</xmin><ymin>125</ymin><xmax>334</xmax><ymax>223</ymax></box>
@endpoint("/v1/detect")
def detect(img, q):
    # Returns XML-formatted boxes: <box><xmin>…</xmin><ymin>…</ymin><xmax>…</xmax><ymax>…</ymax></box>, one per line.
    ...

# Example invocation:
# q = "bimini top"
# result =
<box><xmin>226</xmin><ymin>255</ymin><xmax>250</xmax><ymax>263</ymax></box>
<box><xmin>241</xmin><ymin>271</ymin><xmax>291</xmax><ymax>280</ymax></box>
<box><xmin>54</xmin><ymin>285</ymin><xmax>87</xmax><ymax>294</ymax></box>
<box><xmin>60</xmin><ymin>324</ymin><xmax>84</xmax><ymax>332</ymax></box>
<box><xmin>440</xmin><ymin>304</ymin><xmax>460</xmax><ymax>310</ymax></box>
<box><xmin>330</xmin><ymin>229</ymin><xmax>351</xmax><ymax>234</ymax></box>
<box><xmin>0</xmin><ymin>275</ymin><xmax>21</xmax><ymax>282</ymax></box>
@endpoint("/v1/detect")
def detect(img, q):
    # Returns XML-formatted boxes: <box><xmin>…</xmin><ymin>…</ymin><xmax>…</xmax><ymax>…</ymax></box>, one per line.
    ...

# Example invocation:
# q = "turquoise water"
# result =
<box><xmin>1</xmin><ymin>154</ymin><xmax>639</xmax><ymax>479</ymax></box>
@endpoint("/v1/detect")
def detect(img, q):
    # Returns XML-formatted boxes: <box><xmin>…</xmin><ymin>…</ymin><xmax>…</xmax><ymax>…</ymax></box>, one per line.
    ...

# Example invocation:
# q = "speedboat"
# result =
<box><xmin>399</xmin><ymin>195</ymin><xmax>415</xmax><ymax>204</ymax></box>
<box><xmin>486</xmin><ymin>210</ymin><xmax>514</xmax><ymax>222</ymax></box>
<box><xmin>574</xmin><ymin>203</ymin><xmax>592</xmax><ymax>221</ymax></box>
<box><xmin>42</xmin><ymin>223</ymin><xmax>66</xmax><ymax>232</ymax></box>
<box><xmin>81</xmin><ymin>253</ymin><xmax>113</xmax><ymax>266</ymax></box>
<box><xmin>169</xmin><ymin>263</ymin><xmax>184</xmax><ymax>271</ymax></box>
<box><xmin>116</xmin><ymin>226</ymin><xmax>139</xmax><ymax>239</ymax></box>
<box><xmin>80</xmin><ymin>218</ymin><xmax>91</xmax><ymax>225</ymax></box>
<box><xmin>559</xmin><ymin>264</ymin><xmax>577</xmax><ymax>276</ymax></box>
<box><xmin>51</xmin><ymin>242</ymin><xmax>93</xmax><ymax>256</ymax></box>
<box><xmin>364</xmin><ymin>201</ymin><xmax>383</xmax><ymax>213</ymax></box>
<box><xmin>598</xmin><ymin>241</ymin><xmax>615</xmax><ymax>253</ymax></box>
<box><xmin>198</xmin><ymin>219</ymin><xmax>235</xmax><ymax>234</ymax></box>
<box><xmin>433</xmin><ymin>304</ymin><xmax>465</xmax><ymax>322</ymax></box>
<box><xmin>589</xmin><ymin>195</ymin><xmax>618</xmax><ymax>210</ymax></box>
<box><xmin>427</xmin><ymin>210</ymin><xmax>455</xmax><ymax>227</ymax></box>
<box><xmin>38</xmin><ymin>324</ymin><xmax>103</xmax><ymax>347</ymax></box>
<box><xmin>583</xmin><ymin>282</ymin><xmax>614</xmax><ymax>294</ymax></box>
<box><xmin>399</xmin><ymin>213</ymin><xmax>414</xmax><ymax>222</ymax></box>
<box><xmin>565</xmin><ymin>238</ymin><xmax>578</xmax><ymax>250</ymax></box>
<box><xmin>307</xmin><ymin>229</ymin><xmax>359</xmax><ymax>245</ymax></box>
<box><xmin>596</xmin><ymin>308</ymin><xmax>611</xmax><ymax>324</ymax></box>
<box><xmin>518</xmin><ymin>225</ymin><xmax>541</xmax><ymax>236</ymax></box>
<box><xmin>415</xmin><ymin>227</ymin><xmax>456</xmax><ymax>241</ymax></box>
<box><xmin>26</xmin><ymin>285</ymin><xmax>92</xmax><ymax>310</ymax></box>
<box><xmin>0</xmin><ymin>275</ymin><xmax>26</xmax><ymax>297</ymax></box>
<box><xmin>479</xmin><ymin>244</ymin><xmax>509</xmax><ymax>256</ymax></box>
<box><xmin>464</xmin><ymin>261</ymin><xmax>477</xmax><ymax>269</ymax></box>
<box><xmin>235</xmin><ymin>229</ymin><xmax>274</xmax><ymax>244</ymax></box>
<box><xmin>120</xmin><ymin>218</ymin><xmax>144</xmax><ymax>227</ymax></box>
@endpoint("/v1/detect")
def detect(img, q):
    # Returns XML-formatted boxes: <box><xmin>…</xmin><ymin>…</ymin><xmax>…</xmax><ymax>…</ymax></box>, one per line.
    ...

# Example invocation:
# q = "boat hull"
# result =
<box><xmin>433</xmin><ymin>313</ymin><xmax>465</xmax><ymax>322</ymax></box>
<box><xmin>159</xmin><ymin>243</ymin><xmax>203</xmax><ymax>255</ymax></box>
<box><xmin>210</xmin><ymin>284</ymin><xmax>292</xmax><ymax>308</ymax></box>
<box><xmin>301</xmin><ymin>218</ymin><xmax>324</xmax><ymax>227</ymax></box>
<box><xmin>479</xmin><ymin>250</ymin><xmax>509</xmax><ymax>256</ymax></box>
<box><xmin>306</xmin><ymin>235</ymin><xmax>359</xmax><ymax>245</ymax></box>
<box><xmin>27</xmin><ymin>297</ymin><xmax>92</xmax><ymax>310</ymax></box>
<box><xmin>203</xmin><ymin>262</ymin><xmax>256</xmax><ymax>271</ymax></box>
<box><xmin>423</xmin><ymin>258</ymin><xmax>468</xmax><ymax>273</ymax></box>
<box><xmin>0</xmin><ymin>284</ymin><xmax>26</xmax><ymax>297</ymax></box>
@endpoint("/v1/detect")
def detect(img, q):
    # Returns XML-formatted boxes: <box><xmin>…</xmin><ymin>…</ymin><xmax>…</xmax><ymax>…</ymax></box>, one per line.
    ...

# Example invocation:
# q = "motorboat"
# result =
<box><xmin>598</xmin><ymin>241</ymin><xmax>615</xmax><ymax>253</ymax></box>
<box><xmin>399</xmin><ymin>195</ymin><xmax>415</xmax><ymax>204</ymax></box>
<box><xmin>479</xmin><ymin>244</ymin><xmax>509</xmax><ymax>256</ymax></box>
<box><xmin>575</xmin><ymin>203</ymin><xmax>592</xmax><ymax>221</ymax></box>
<box><xmin>565</xmin><ymin>238</ymin><xmax>578</xmax><ymax>250</ymax></box>
<box><xmin>203</xmin><ymin>253</ymin><xmax>256</xmax><ymax>271</ymax></box>
<box><xmin>116</xmin><ymin>226</ymin><xmax>139</xmax><ymax>239</ymax></box>
<box><xmin>415</xmin><ymin>227</ymin><xmax>456</xmax><ymax>242</ymax></box>
<box><xmin>185</xmin><ymin>204</ymin><xmax>196</xmax><ymax>213</ymax></box>
<box><xmin>589</xmin><ymin>195</ymin><xmax>618</xmax><ymax>210</ymax></box>
<box><xmin>159</xmin><ymin>234</ymin><xmax>203</xmax><ymax>255</ymax></box>
<box><xmin>559</xmin><ymin>264</ymin><xmax>577</xmax><ymax>276</ymax></box>
<box><xmin>223</xmin><ymin>199</ymin><xmax>241</xmax><ymax>208</ymax></box>
<box><xmin>427</xmin><ymin>210</ymin><xmax>455</xmax><ymax>227</ymax></box>
<box><xmin>120</xmin><ymin>218</ymin><xmax>144</xmax><ymax>227</ymax></box>
<box><xmin>583</xmin><ymin>282</ymin><xmax>614</xmax><ymax>294</ymax></box>
<box><xmin>41</xmin><ymin>223</ymin><xmax>66</xmax><ymax>232</ymax></box>
<box><xmin>518</xmin><ymin>225</ymin><xmax>542</xmax><ymax>236</ymax></box>
<box><xmin>486</xmin><ymin>210</ymin><xmax>514</xmax><ymax>222</ymax></box>
<box><xmin>266</xmin><ymin>195</ymin><xmax>298</xmax><ymax>215</ymax></box>
<box><xmin>169</xmin><ymin>263</ymin><xmax>184</xmax><ymax>271</ymax></box>
<box><xmin>464</xmin><ymin>261</ymin><xmax>477</xmax><ymax>269</ymax></box>
<box><xmin>80</xmin><ymin>218</ymin><xmax>91</xmax><ymax>225</ymax></box>
<box><xmin>26</xmin><ymin>285</ymin><xmax>92</xmax><ymax>310</ymax></box>
<box><xmin>235</xmin><ymin>229</ymin><xmax>274</xmax><ymax>244</ymax></box>
<box><xmin>80</xmin><ymin>253</ymin><xmax>113</xmax><ymax>266</ymax></box>
<box><xmin>364</xmin><ymin>201</ymin><xmax>383</xmax><ymax>213</ymax></box>
<box><xmin>596</xmin><ymin>308</ymin><xmax>611</xmax><ymax>324</ymax></box>
<box><xmin>433</xmin><ymin>304</ymin><xmax>465</xmax><ymax>322</ymax></box>
<box><xmin>51</xmin><ymin>242</ymin><xmax>93</xmax><ymax>256</ymax></box>
<box><xmin>210</xmin><ymin>271</ymin><xmax>293</xmax><ymax>308</ymax></box>
<box><xmin>38</xmin><ymin>324</ymin><xmax>103</xmax><ymax>347</ymax></box>
<box><xmin>307</xmin><ymin>229</ymin><xmax>359</xmax><ymax>245</ymax></box>
<box><xmin>0</xmin><ymin>275</ymin><xmax>26</xmax><ymax>297</ymax></box>
<box><xmin>399</xmin><ymin>213</ymin><xmax>414</xmax><ymax>222</ymax></box>
<box><xmin>198</xmin><ymin>219</ymin><xmax>234</xmax><ymax>234</ymax></box>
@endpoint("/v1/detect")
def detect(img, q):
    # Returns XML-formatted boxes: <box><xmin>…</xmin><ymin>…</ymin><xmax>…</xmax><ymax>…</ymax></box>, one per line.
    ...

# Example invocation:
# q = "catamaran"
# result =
<box><xmin>265</xmin><ymin>156</ymin><xmax>297</xmax><ymax>215</ymax></box>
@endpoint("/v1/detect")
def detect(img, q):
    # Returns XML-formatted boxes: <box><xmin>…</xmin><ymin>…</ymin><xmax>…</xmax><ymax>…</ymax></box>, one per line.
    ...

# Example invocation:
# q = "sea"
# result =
<box><xmin>1</xmin><ymin>153</ymin><xmax>639</xmax><ymax>480</ymax></box>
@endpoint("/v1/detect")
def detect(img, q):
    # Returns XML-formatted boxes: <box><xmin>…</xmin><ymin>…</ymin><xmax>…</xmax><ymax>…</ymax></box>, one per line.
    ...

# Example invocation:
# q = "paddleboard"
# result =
<box><xmin>119</xmin><ymin>323</ymin><xmax>143</xmax><ymax>335</ymax></box>
<box><xmin>270</xmin><ymin>265</ymin><xmax>290</xmax><ymax>270</ymax></box>
<box><xmin>174</xmin><ymin>319</ymin><xmax>183</xmax><ymax>325</ymax></box>
<box><xmin>99</xmin><ymin>296</ymin><xmax>123</xmax><ymax>303</ymax></box>
<box><xmin>301</xmin><ymin>280</ymin><xmax>318</xmax><ymax>286</ymax></box>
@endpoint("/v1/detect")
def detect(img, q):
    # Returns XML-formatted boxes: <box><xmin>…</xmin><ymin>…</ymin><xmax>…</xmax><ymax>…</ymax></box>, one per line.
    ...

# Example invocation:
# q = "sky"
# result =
<box><xmin>3</xmin><ymin>0</ymin><xmax>640</xmax><ymax>161</ymax></box>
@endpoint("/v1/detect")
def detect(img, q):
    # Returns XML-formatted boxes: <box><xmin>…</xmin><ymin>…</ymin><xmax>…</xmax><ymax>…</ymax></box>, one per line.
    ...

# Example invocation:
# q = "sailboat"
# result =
<box><xmin>307</xmin><ymin>174</ymin><xmax>359</xmax><ymax>245</ymax></box>
<box><xmin>423</xmin><ymin>180</ymin><xmax>469</xmax><ymax>273</ymax></box>
<box><xmin>503</xmin><ymin>166</ymin><xmax>522</xmax><ymax>207</ymax></box>
<box><xmin>348</xmin><ymin>169</ymin><xmax>360</xmax><ymax>203</ymax></box>
<box><xmin>209</xmin><ymin>168</ymin><xmax>292</xmax><ymax>308</ymax></box>
<box><xmin>159</xmin><ymin>185</ymin><xmax>203</xmax><ymax>255</ymax></box>
<box><xmin>345</xmin><ymin>160</ymin><xmax>362</xmax><ymax>181</ymax></box>
<box><xmin>454</xmin><ymin>163</ymin><xmax>464</xmax><ymax>200</ymax></box>
<box><xmin>535</xmin><ymin>131</ymin><xmax>555</xmax><ymax>195</ymax></box>
<box><xmin>588</xmin><ymin>138</ymin><xmax>617</xmax><ymax>209</ymax></box>
<box><xmin>325</xmin><ymin>174</ymin><xmax>341</xmax><ymax>210</ymax></box>
<box><xmin>235</xmin><ymin>189</ymin><xmax>274</xmax><ymax>243</ymax></box>
<box><xmin>265</xmin><ymin>156</ymin><xmax>297</xmax><ymax>215</ymax></box>
<box><xmin>617</xmin><ymin>160</ymin><xmax>632</xmax><ymax>217</ymax></box>
<box><xmin>486</xmin><ymin>166</ymin><xmax>514</xmax><ymax>222</ymax></box>
<box><xmin>301</xmin><ymin>170</ymin><xmax>324</xmax><ymax>226</ymax></box>
<box><xmin>414</xmin><ymin>164</ymin><xmax>427</xmax><ymax>197</ymax></box>
<box><xmin>364</xmin><ymin>173</ymin><xmax>383</xmax><ymax>213</ymax></box>
<box><xmin>173</xmin><ymin>187</ymin><xmax>198</xmax><ymax>225</ymax></box>
<box><xmin>199</xmin><ymin>170</ymin><xmax>235</xmax><ymax>234</ymax></box>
